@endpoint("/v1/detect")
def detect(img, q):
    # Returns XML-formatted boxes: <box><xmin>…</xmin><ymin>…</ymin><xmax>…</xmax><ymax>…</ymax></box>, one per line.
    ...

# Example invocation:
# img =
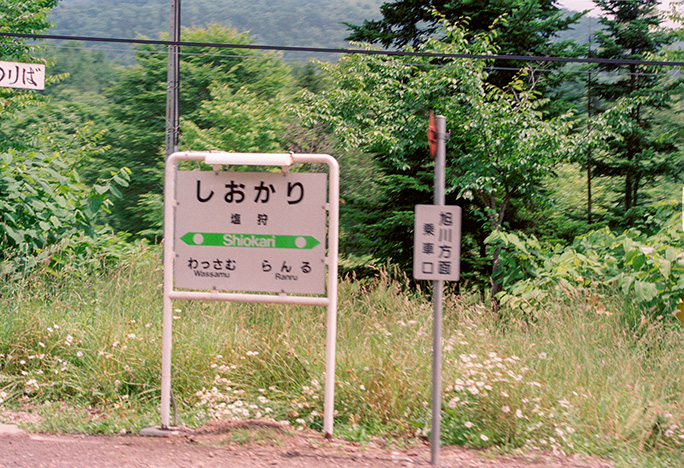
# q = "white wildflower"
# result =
<box><xmin>24</xmin><ymin>379</ymin><xmax>39</xmax><ymax>392</ymax></box>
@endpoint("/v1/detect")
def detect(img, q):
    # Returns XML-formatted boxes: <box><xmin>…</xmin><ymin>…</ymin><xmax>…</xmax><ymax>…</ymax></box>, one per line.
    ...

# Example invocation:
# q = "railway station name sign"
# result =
<box><xmin>174</xmin><ymin>170</ymin><xmax>328</xmax><ymax>294</ymax></box>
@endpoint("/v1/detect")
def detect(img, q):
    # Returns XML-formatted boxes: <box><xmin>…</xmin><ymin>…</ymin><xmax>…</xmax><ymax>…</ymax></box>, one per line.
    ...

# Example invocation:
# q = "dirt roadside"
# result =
<box><xmin>0</xmin><ymin>420</ymin><xmax>614</xmax><ymax>468</ymax></box>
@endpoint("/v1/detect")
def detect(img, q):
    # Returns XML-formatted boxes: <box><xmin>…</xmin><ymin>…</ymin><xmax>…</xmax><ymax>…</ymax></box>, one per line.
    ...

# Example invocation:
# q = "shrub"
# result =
<box><xmin>0</xmin><ymin>148</ymin><xmax>131</xmax><ymax>280</ymax></box>
<box><xmin>487</xmin><ymin>209</ymin><xmax>684</xmax><ymax>322</ymax></box>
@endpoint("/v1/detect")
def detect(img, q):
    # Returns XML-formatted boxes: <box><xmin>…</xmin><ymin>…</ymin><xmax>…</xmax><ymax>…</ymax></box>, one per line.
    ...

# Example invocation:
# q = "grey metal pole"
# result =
<box><xmin>165</xmin><ymin>0</ymin><xmax>180</xmax><ymax>159</ymax></box>
<box><xmin>430</xmin><ymin>115</ymin><xmax>446</xmax><ymax>466</ymax></box>
<box><xmin>161</xmin><ymin>0</ymin><xmax>180</xmax><ymax>430</ymax></box>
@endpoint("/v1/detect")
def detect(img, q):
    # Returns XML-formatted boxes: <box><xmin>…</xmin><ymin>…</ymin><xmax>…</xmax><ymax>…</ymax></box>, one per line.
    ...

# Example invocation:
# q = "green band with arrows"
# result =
<box><xmin>180</xmin><ymin>232</ymin><xmax>321</xmax><ymax>250</ymax></box>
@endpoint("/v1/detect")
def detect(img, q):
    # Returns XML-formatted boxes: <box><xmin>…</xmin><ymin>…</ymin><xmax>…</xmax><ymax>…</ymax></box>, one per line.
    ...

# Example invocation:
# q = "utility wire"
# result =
<box><xmin>2</xmin><ymin>32</ymin><xmax>684</xmax><ymax>68</ymax></box>
<box><xmin>29</xmin><ymin>42</ymin><xmax>675</xmax><ymax>78</ymax></box>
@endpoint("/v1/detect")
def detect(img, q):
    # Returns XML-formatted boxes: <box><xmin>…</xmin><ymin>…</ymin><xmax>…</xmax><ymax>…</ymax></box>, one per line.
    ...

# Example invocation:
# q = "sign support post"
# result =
<box><xmin>416</xmin><ymin>113</ymin><xmax>460</xmax><ymax>465</ymax></box>
<box><xmin>431</xmin><ymin>114</ymin><xmax>446</xmax><ymax>466</ymax></box>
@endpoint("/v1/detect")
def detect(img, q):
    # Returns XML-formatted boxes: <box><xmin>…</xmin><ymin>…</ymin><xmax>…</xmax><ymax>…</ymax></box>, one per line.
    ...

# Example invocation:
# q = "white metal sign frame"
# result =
<box><xmin>161</xmin><ymin>151</ymin><xmax>340</xmax><ymax>437</ymax></box>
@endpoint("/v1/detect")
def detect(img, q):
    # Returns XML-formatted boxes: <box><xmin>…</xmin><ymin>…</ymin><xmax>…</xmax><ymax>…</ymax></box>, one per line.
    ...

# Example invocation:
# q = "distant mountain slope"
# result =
<box><xmin>48</xmin><ymin>0</ymin><xmax>383</xmax><ymax>61</ymax></box>
<box><xmin>48</xmin><ymin>1</ymin><xmax>610</xmax><ymax>63</ymax></box>
<box><xmin>556</xmin><ymin>11</ymin><xmax>603</xmax><ymax>45</ymax></box>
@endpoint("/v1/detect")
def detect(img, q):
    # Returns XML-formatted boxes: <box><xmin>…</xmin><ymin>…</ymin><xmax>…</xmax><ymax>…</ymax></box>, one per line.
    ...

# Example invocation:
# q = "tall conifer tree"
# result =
<box><xmin>591</xmin><ymin>0</ymin><xmax>682</xmax><ymax>221</ymax></box>
<box><xmin>345</xmin><ymin>0</ymin><xmax>583</xmax><ymax>89</ymax></box>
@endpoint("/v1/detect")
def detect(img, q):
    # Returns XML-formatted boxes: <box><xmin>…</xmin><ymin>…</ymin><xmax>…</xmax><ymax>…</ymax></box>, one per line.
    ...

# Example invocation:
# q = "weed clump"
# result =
<box><xmin>1</xmin><ymin>245</ymin><xmax>683</xmax><ymax>467</ymax></box>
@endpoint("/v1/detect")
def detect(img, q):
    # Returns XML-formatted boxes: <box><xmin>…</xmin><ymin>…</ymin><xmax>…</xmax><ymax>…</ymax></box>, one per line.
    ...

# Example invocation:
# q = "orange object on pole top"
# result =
<box><xmin>428</xmin><ymin>111</ymin><xmax>438</xmax><ymax>159</ymax></box>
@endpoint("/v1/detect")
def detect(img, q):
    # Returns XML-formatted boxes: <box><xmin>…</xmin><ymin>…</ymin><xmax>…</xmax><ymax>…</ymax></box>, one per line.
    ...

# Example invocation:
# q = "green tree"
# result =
<box><xmin>92</xmin><ymin>25</ymin><xmax>293</xmax><ymax>237</ymax></box>
<box><xmin>345</xmin><ymin>0</ymin><xmax>584</xmax><ymax>89</ymax></box>
<box><xmin>297</xmin><ymin>23</ymin><xmax>576</xmax><ymax>290</ymax></box>
<box><xmin>590</xmin><ymin>0</ymin><xmax>683</xmax><ymax>225</ymax></box>
<box><xmin>0</xmin><ymin>0</ymin><xmax>59</xmax><ymax>151</ymax></box>
<box><xmin>0</xmin><ymin>145</ymin><xmax>131</xmax><ymax>279</ymax></box>
<box><xmin>344</xmin><ymin>0</ymin><xmax>589</xmax><ymax>252</ymax></box>
<box><xmin>182</xmin><ymin>85</ymin><xmax>289</xmax><ymax>154</ymax></box>
<box><xmin>4</xmin><ymin>44</ymin><xmax>116</xmax><ymax>158</ymax></box>
<box><xmin>0</xmin><ymin>0</ymin><xmax>56</xmax><ymax>61</ymax></box>
<box><xmin>0</xmin><ymin>0</ymin><xmax>131</xmax><ymax>278</ymax></box>
<box><xmin>41</xmin><ymin>42</ymin><xmax>116</xmax><ymax>97</ymax></box>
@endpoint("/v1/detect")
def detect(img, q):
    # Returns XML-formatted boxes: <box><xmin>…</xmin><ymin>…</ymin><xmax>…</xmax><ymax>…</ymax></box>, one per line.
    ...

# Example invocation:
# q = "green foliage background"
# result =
<box><xmin>1</xmin><ymin>0</ymin><xmax>681</xmax><ymax>298</ymax></box>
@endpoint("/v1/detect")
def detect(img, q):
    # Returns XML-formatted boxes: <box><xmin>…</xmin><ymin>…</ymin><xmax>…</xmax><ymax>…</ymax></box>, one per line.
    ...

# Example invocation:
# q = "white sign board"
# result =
<box><xmin>0</xmin><ymin>61</ymin><xmax>45</xmax><ymax>90</ymax></box>
<box><xmin>174</xmin><ymin>171</ymin><xmax>327</xmax><ymax>294</ymax></box>
<box><xmin>413</xmin><ymin>204</ymin><xmax>461</xmax><ymax>281</ymax></box>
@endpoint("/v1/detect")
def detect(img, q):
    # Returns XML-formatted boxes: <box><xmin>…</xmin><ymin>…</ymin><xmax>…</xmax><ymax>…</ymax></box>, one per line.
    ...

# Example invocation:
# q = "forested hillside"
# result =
<box><xmin>47</xmin><ymin>0</ymin><xmax>603</xmax><ymax>62</ymax></box>
<box><xmin>48</xmin><ymin>0</ymin><xmax>384</xmax><ymax>61</ymax></box>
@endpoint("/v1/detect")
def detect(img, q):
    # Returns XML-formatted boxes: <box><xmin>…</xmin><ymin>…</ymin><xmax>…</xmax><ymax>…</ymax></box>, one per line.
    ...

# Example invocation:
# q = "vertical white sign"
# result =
<box><xmin>413</xmin><ymin>204</ymin><xmax>462</xmax><ymax>281</ymax></box>
<box><xmin>0</xmin><ymin>61</ymin><xmax>45</xmax><ymax>90</ymax></box>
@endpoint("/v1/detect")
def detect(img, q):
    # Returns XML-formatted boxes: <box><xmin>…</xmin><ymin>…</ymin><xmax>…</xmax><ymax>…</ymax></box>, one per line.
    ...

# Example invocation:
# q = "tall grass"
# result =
<box><xmin>1</xmin><ymin>243</ymin><xmax>683</xmax><ymax>467</ymax></box>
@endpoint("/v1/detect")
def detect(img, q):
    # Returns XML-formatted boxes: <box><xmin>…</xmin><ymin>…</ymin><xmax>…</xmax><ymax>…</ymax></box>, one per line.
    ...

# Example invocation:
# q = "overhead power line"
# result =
<box><xmin>33</xmin><ymin>43</ymin><xmax>669</xmax><ymax>79</ymax></box>
<box><xmin>2</xmin><ymin>32</ymin><xmax>684</xmax><ymax>68</ymax></box>
<box><xmin>38</xmin><ymin>43</ymin><xmax>670</xmax><ymax>78</ymax></box>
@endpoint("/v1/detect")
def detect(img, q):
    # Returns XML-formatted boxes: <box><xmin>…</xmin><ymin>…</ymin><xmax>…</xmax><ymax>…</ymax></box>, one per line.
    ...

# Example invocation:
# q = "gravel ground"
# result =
<box><xmin>0</xmin><ymin>419</ymin><xmax>615</xmax><ymax>468</ymax></box>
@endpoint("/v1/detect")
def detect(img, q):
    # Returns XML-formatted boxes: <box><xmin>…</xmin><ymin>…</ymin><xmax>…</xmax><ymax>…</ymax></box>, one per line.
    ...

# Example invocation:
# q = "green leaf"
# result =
<box><xmin>625</xmin><ymin>249</ymin><xmax>638</xmax><ymax>264</ymax></box>
<box><xmin>112</xmin><ymin>174</ymin><xmax>129</xmax><ymax>187</ymax></box>
<box><xmin>30</xmin><ymin>199</ymin><xmax>46</xmax><ymax>211</ymax></box>
<box><xmin>634</xmin><ymin>280</ymin><xmax>658</xmax><ymax>303</ymax></box>
<box><xmin>658</xmin><ymin>259</ymin><xmax>671</xmax><ymax>279</ymax></box>
<box><xmin>632</xmin><ymin>254</ymin><xmax>647</xmax><ymax>271</ymax></box>
<box><xmin>108</xmin><ymin>185</ymin><xmax>122</xmax><ymax>198</ymax></box>
<box><xmin>4</xmin><ymin>225</ymin><xmax>25</xmax><ymax>244</ymax></box>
